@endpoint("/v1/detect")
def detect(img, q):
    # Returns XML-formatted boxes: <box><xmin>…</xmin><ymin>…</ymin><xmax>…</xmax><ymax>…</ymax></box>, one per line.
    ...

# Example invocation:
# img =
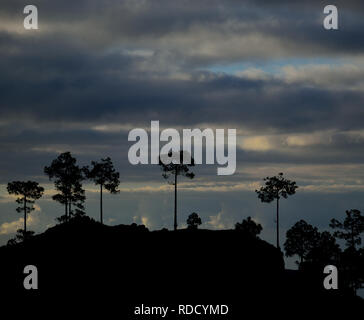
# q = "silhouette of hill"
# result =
<box><xmin>0</xmin><ymin>216</ymin><xmax>362</xmax><ymax>317</ymax></box>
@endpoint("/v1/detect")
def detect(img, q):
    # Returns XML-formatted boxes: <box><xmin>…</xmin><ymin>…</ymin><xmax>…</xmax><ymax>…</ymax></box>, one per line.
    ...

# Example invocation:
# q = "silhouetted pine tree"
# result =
<box><xmin>330</xmin><ymin>209</ymin><xmax>364</xmax><ymax>294</ymax></box>
<box><xmin>256</xmin><ymin>173</ymin><xmax>298</xmax><ymax>249</ymax></box>
<box><xmin>7</xmin><ymin>181</ymin><xmax>44</xmax><ymax>241</ymax></box>
<box><xmin>284</xmin><ymin>220</ymin><xmax>319</xmax><ymax>265</ymax></box>
<box><xmin>159</xmin><ymin>151</ymin><xmax>195</xmax><ymax>231</ymax></box>
<box><xmin>44</xmin><ymin>152</ymin><xmax>85</xmax><ymax>222</ymax></box>
<box><xmin>330</xmin><ymin>209</ymin><xmax>364</xmax><ymax>249</ymax></box>
<box><xmin>85</xmin><ymin>157</ymin><xmax>120</xmax><ymax>224</ymax></box>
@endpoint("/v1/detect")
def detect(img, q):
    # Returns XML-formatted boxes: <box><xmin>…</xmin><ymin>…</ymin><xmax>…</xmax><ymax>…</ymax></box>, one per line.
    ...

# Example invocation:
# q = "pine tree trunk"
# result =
<box><xmin>100</xmin><ymin>184</ymin><xmax>103</xmax><ymax>224</ymax></box>
<box><xmin>174</xmin><ymin>172</ymin><xmax>177</xmax><ymax>231</ymax></box>
<box><xmin>65</xmin><ymin>197</ymin><xmax>68</xmax><ymax>222</ymax></box>
<box><xmin>24</xmin><ymin>196</ymin><xmax>27</xmax><ymax>236</ymax></box>
<box><xmin>276</xmin><ymin>197</ymin><xmax>280</xmax><ymax>249</ymax></box>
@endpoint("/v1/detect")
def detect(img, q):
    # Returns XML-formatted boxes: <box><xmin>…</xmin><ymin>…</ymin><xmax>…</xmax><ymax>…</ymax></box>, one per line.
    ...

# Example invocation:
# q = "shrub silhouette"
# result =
<box><xmin>306</xmin><ymin>231</ymin><xmax>340</xmax><ymax>265</ymax></box>
<box><xmin>235</xmin><ymin>216</ymin><xmax>262</xmax><ymax>238</ymax></box>
<box><xmin>187</xmin><ymin>212</ymin><xmax>202</xmax><ymax>229</ymax></box>
<box><xmin>7</xmin><ymin>229</ymin><xmax>35</xmax><ymax>246</ymax></box>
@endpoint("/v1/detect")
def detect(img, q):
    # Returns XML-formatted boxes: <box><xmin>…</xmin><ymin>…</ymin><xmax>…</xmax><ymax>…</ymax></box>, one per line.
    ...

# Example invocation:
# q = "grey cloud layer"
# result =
<box><xmin>2</xmin><ymin>0</ymin><xmax>364</xmax><ymax>60</ymax></box>
<box><xmin>1</xmin><ymin>0</ymin><xmax>364</xmax><ymax>132</ymax></box>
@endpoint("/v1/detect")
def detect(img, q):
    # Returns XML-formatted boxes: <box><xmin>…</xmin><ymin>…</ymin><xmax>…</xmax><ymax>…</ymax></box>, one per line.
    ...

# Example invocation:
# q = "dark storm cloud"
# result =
<box><xmin>1</xmin><ymin>0</ymin><xmax>364</xmax><ymax>131</ymax></box>
<box><xmin>2</xmin><ymin>0</ymin><xmax>364</xmax><ymax>63</ymax></box>
<box><xmin>1</xmin><ymin>36</ymin><xmax>364</xmax><ymax>133</ymax></box>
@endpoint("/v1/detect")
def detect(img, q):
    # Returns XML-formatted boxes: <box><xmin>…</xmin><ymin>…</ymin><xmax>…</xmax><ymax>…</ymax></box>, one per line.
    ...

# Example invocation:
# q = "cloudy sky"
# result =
<box><xmin>1</xmin><ymin>0</ymin><xmax>364</xmax><ymax>266</ymax></box>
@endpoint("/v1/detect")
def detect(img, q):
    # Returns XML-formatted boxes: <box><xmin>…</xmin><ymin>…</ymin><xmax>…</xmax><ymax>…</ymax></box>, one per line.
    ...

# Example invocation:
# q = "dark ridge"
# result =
<box><xmin>0</xmin><ymin>216</ymin><xmax>362</xmax><ymax>317</ymax></box>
